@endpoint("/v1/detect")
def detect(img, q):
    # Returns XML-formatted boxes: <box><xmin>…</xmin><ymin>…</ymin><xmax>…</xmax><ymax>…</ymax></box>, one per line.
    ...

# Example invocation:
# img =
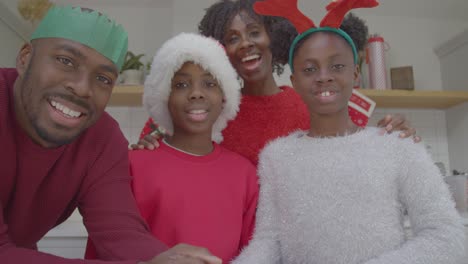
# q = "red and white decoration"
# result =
<box><xmin>367</xmin><ymin>35</ymin><xmax>388</xmax><ymax>90</ymax></box>
<box><xmin>349</xmin><ymin>89</ymin><xmax>376</xmax><ymax>127</ymax></box>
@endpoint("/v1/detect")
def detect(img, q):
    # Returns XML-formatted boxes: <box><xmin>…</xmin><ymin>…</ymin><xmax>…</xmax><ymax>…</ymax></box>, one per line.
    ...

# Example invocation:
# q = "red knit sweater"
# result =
<box><xmin>130</xmin><ymin>142</ymin><xmax>258</xmax><ymax>262</ymax></box>
<box><xmin>0</xmin><ymin>68</ymin><xmax>166</xmax><ymax>264</ymax></box>
<box><xmin>85</xmin><ymin>142</ymin><xmax>259</xmax><ymax>262</ymax></box>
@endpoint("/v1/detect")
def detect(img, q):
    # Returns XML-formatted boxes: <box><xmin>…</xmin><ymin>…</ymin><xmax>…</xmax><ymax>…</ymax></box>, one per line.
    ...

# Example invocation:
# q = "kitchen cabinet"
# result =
<box><xmin>109</xmin><ymin>85</ymin><xmax>468</xmax><ymax>109</ymax></box>
<box><xmin>465</xmin><ymin>228</ymin><xmax>468</xmax><ymax>263</ymax></box>
<box><xmin>37</xmin><ymin>220</ymin><xmax>87</xmax><ymax>259</ymax></box>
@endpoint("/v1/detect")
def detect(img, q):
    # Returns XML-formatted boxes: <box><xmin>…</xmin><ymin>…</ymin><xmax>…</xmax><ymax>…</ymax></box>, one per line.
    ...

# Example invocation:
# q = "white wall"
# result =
<box><xmin>1</xmin><ymin>0</ymin><xmax>26</xmax><ymax>21</ymax></box>
<box><xmin>436</xmin><ymin>28</ymin><xmax>468</xmax><ymax>92</ymax></box>
<box><xmin>0</xmin><ymin>1</ymin><xmax>30</xmax><ymax>67</ymax></box>
<box><xmin>0</xmin><ymin>21</ymin><xmax>23</xmax><ymax>67</ymax></box>
<box><xmin>437</xmin><ymin>29</ymin><xmax>468</xmax><ymax>172</ymax></box>
<box><xmin>446</xmin><ymin>103</ymin><xmax>468</xmax><ymax>172</ymax></box>
<box><xmin>172</xmin><ymin>0</ymin><xmax>217</xmax><ymax>34</ymax></box>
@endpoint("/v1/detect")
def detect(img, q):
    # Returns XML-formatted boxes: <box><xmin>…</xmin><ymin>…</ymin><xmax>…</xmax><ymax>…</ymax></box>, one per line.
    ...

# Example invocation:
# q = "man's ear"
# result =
<box><xmin>16</xmin><ymin>42</ymin><xmax>33</xmax><ymax>77</ymax></box>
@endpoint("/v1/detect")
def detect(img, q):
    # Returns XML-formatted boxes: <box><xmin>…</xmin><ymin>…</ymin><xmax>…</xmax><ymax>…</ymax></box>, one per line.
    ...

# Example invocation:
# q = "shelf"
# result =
<box><xmin>109</xmin><ymin>85</ymin><xmax>468</xmax><ymax>109</ymax></box>
<box><xmin>109</xmin><ymin>85</ymin><xmax>143</xmax><ymax>106</ymax></box>
<box><xmin>359</xmin><ymin>89</ymin><xmax>468</xmax><ymax>109</ymax></box>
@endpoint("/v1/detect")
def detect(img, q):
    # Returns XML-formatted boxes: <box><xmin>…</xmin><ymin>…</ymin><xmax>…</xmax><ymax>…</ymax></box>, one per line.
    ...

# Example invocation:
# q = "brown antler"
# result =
<box><xmin>321</xmin><ymin>0</ymin><xmax>379</xmax><ymax>28</ymax></box>
<box><xmin>253</xmin><ymin>0</ymin><xmax>315</xmax><ymax>33</ymax></box>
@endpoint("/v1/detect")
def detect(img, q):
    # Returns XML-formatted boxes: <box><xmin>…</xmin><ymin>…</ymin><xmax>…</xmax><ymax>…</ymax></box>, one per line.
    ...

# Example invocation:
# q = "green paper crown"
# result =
<box><xmin>31</xmin><ymin>6</ymin><xmax>128</xmax><ymax>70</ymax></box>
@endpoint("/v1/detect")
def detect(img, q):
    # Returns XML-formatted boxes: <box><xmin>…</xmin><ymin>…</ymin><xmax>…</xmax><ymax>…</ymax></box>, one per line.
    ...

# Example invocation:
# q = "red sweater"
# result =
<box><xmin>220</xmin><ymin>86</ymin><xmax>310</xmax><ymax>165</ymax></box>
<box><xmin>141</xmin><ymin>86</ymin><xmax>310</xmax><ymax>166</ymax></box>
<box><xmin>132</xmin><ymin>142</ymin><xmax>258</xmax><ymax>262</ymax></box>
<box><xmin>87</xmin><ymin>142</ymin><xmax>259</xmax><ymax>262</ymax></box>
<box><xmin>0</xmin><ymin>68</ymin><xmax>166</xmax><ymax>264</ymax></box>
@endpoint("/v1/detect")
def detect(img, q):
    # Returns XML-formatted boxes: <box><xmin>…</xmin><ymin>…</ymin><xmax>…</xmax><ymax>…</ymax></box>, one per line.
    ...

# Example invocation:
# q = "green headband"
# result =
<box><xmin>31</xmin><ymin>6</ymin><xmax>128</xmax><ymax>71</ymax></box>
<box><xmin>288</xmin><ymin>27</ymin><xmax>358</xmax><ymax>72</ymax></box>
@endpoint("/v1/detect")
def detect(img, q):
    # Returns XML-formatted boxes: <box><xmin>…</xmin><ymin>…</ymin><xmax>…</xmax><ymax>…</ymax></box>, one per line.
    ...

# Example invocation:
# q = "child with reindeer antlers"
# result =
<box><xmin>231</xmin><ymin>1</ymin><xmax>465</xmax><ymax>264</ymax></box>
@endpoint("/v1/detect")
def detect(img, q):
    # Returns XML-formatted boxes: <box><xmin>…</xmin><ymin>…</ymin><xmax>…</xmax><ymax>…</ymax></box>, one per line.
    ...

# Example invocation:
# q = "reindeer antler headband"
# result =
<box><xmin>253</xmin><ymin>0</ymin><xmax>378</xmax><ymax>71</ymax></box>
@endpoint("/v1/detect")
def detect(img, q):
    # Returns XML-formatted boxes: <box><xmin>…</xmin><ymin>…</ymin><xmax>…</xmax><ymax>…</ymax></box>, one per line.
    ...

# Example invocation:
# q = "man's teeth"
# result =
<box><xmin>320</xmin><ymin>91</ymin><xmax>333</xmax><ymax>97</ymax></box>
<box><xmin>189</xmin><ymin>110</ymin><xmax>207</xmax><ymax>114</ymax></box>
<box><xmin>242</xmin><ymin>54</ymin><xmax>260</xmax><ymax>62</ymax></box>
<box><xmin>51</xmin><ymin>101</ymin><xmax>82</xmax><ymax>118</ymax></box>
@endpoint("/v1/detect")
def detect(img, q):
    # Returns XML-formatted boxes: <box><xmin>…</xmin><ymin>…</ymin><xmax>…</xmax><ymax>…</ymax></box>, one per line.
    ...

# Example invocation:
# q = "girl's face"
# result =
<box><xmin>168</xmin><ymin>62</ymin><xmax>224</xmax><ymax>138</ymax></box>
<box><xmin>290</xmin><ymin>32</ymin><xmax>358</xmax><ymax>116</ymax></box>
<box><xmin>223</xmin><ymin>11</ymin><xmax>273</xmax><ymax>83</ymax></box>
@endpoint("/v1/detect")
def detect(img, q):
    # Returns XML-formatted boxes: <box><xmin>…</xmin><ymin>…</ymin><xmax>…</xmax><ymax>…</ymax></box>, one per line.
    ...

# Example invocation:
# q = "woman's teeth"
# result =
<box><xmin>242</xmin><ymin>54</ymin><xmax>260</xmax><ymax>62</ymax></box>
<box><xmin>51</xmin><ymin>100</ymin><xmax>82</xmax><ymax>118</ymax></box>
<box><xmin>320</xmin><ymin>91</ymin><xmax>333</xmax><ymax>97</ymax></box>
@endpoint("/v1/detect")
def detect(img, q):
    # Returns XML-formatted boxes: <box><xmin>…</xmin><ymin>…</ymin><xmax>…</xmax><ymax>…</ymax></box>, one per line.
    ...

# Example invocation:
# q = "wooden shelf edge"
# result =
<box><xmin>109</xmin><ymin>85</ymin><xmax>143</xmax><ymax>106</ymax></box>
<box><xmin>109</xmin><ymin>85</ymin><xmax>468</xmax><ymax>109</ymax></box>
<box><xmin>360</xmin><ymin>89</ymin><xmax>468</xmax><ymax>109</ymax></box>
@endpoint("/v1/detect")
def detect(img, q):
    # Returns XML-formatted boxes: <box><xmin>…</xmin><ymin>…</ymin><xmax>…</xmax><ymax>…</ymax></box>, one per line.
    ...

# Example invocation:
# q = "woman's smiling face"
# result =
<box><xmin>223</xmin><ymin>11</ymin><xmax>273</xmax><ymax>83</ymax></box>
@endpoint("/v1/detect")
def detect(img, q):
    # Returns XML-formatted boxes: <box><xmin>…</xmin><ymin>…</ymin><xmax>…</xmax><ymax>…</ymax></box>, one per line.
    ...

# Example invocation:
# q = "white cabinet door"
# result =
<box><xmin>465</xmin><ymin>227</ymin><xmax>468</xmax><ymax>264</ymax></box>
<box><xmin>38</xmin><ymin>236</ymin><xmax>87</xmax><ymax>259</ymax></box>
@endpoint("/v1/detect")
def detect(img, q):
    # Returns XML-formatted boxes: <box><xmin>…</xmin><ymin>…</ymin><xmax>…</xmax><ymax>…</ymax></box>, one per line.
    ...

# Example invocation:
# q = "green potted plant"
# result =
<box><xmin>143</xmin><ymin>60</ymin><xmax>152</xmax><ymax>79</ymax></box>
<box><xmin>120</xmin><ymin>51</ymin><xmax>145</xmax><ymax>85</ymax></box>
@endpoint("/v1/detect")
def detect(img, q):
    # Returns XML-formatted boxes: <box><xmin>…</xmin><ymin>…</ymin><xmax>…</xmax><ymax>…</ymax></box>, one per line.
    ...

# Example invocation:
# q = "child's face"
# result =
<box><xmin>290</xmin><ymin>32</ymin><xmax>358</xmax><ymax>116</ymax></box>
<box><xmin>168</xmin><ymin>62</ymin><xmax>224</xmax><ymax>138</ymax></box>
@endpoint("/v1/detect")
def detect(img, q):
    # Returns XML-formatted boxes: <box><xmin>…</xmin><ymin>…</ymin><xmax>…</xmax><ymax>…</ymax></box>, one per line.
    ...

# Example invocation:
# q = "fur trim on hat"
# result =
<box><xmin>143</xmin><ymin>33</ymin><xmax>241</xmax><ymax>143</ymax></box>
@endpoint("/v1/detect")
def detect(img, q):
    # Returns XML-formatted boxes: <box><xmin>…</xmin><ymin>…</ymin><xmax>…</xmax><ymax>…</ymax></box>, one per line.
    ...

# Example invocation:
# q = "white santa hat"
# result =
<box><xmin>143</xmin><ymin>33</ymin><xmax>241</xmax><ymax>143</ymax></box>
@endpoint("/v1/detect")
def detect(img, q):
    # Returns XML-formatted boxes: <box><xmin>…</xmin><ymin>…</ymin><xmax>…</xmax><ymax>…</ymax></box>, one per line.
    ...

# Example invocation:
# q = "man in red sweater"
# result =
<box><xmin>0</xmin><ymin>5</ymin><xmax>220</xmax><ymax>264</ymax></box>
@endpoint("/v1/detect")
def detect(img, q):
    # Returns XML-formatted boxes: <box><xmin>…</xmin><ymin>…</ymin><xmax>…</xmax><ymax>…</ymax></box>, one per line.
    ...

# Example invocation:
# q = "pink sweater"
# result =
<box><xmin>0</xmin><ymin>68</ymin><xmax>166</xmax><ymax>264</ymax></box>
<box><xmin>129</xmin><ymin>141</ymin><xmax>258</xmax><ymax>262</ymax></box>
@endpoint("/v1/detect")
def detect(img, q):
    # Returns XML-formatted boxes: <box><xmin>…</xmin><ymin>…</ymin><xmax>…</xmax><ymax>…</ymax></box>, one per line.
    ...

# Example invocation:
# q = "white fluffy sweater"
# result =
<box><xmin>232</xmin><ymin>127</ymin><xmax>465</xmax><ymax>264</ymax></box>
